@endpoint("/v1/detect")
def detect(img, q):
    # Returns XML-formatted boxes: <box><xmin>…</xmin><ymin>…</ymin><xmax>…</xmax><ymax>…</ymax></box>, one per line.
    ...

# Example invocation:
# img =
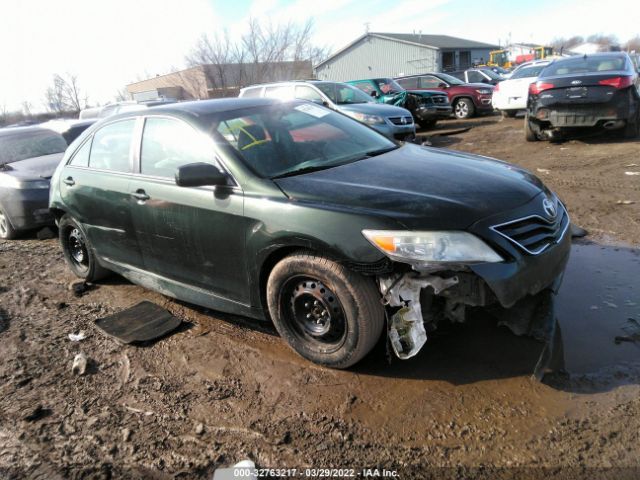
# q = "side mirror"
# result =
<box><xmin>370</xmin><ymin>90</ymin><xmax>379</xmax><ymax>98</ymax></box>
<box><xmin>175</xmin><ymin>162</ymin><xmax>228</xmax><ymax>187</ymax></box>
<box><xmin>438</xmin><ymin>82</ymin><xmax>448</xmax><ymax>88</ymax></box>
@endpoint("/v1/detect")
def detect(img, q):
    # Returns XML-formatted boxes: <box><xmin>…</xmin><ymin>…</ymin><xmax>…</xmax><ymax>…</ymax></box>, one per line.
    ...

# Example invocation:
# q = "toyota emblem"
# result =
<box><xmin>542</xmin><ymin>198</ymin><xmax>557</xmax><ymax>218</ymax></box>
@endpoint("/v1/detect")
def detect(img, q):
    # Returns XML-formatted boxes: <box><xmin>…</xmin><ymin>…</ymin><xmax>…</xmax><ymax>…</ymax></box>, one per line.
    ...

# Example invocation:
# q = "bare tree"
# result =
<box><xmin>624</xmin><ymin>35</ymin><xmax>640</xmax><ymax>52</ymax></box>
<box><xmin>45</xmin><ymin>73</ymin><xmax>88</xmax><ymax>113</ymax></box>
<box><xmin>550</xmin><ymin>36</ymin><xmax>584</xmax><ymax>52</ymax></box>
<box><xmin>185</xmin><ymin>18</ymin><xmax>330</xmax><ymax>97</ymax></box>
<box><xmin>114</xmin><ymin>87</ymin><xmax>131</xmax><ymax>102</ymax></box>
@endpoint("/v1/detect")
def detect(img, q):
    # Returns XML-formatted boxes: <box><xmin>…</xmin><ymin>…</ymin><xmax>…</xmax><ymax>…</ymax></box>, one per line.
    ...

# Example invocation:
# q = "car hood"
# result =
<box><xmin>0</xmin><ymin>152</ymin><xmax>64</xmax><ymax>181</ymax></box>
<box><xmin>337</xmin><ymin>103</ymin><xmax>411</xmax><ymax>117</ymax></box>
<box><xmin>274</xmin><ymin>144</ymin><xmax>545</xmax><ymax>230</ymax></box>
<box><xmin>465</xmin><ymin>83</ymin><xmax>495</xmax><ymax>90</ymax></box>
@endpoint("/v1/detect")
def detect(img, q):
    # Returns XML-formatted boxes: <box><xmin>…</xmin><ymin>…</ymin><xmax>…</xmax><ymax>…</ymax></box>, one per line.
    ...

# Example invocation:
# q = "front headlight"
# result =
<box><xmin>0</xmin><ymin>174</ymin><xmax>50</xmax><ymax>189</ymax></box>
<box><xmin>345</xmin><ymin>111</ymin><xmax>385</xmax><ymax>125</ymax></box>
<box><xmin>476</xmin><ymin>89</ymin><xmax>492</xmax><ymax>95</ymax></box>
<box><xmin>362</xmin><ymin>230</ymin><xmax>503</xmax><ymax>264</ymax></box>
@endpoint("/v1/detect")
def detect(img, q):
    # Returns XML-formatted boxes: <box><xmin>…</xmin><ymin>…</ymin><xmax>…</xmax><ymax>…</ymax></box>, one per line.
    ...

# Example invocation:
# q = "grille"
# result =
<box><xmin>491</xmin><ymin>204</ymin><xmax>570</xmax><ymax>255</ymax></box>
<box><xmin>388</xmin><ymin>116</ymin><xmax>414</xmax><ymax>126</ymax></box>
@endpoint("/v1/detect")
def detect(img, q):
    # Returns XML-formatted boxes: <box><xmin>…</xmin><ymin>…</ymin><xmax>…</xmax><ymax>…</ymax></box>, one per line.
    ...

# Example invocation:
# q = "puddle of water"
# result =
<box><xmin>556</xmin><ymin>242</ymin><xmax>640</xmax><ymax>374</ymax></box>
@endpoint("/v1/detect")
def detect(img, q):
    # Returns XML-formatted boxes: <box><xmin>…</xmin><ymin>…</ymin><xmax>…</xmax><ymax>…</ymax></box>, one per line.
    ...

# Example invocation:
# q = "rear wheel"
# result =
<box><xmin>502</xmin><ymin>110</ymin><xmax>518</xmax><ymax>118</ymax></box>
<box><xmin>59</xmin><ymin>214</ymin><xmax>109</xmax><ymax>281</ymax></box>
<box><xmin>453</xmin><ymin>98</ymin><xmax>475</xmax><ymax>119</ymax></box>
<box><xmin>266</xmin><ymin>252</ymin><xmax>384</xmax><ymax>369</ymax></box>
<box><xmin>0</xmin><ymin>207</ymin><xmax>17</xmax><ymax>240</ymax></box>
<box><xmin>524</xmin><ymin>116</ymin><xmax>538</xmax><ymax>142</ymax></box>
<box><xmin>624</xmin><ymin>110</ymin><xmax>640</xmax><ymax>139</ymax></box>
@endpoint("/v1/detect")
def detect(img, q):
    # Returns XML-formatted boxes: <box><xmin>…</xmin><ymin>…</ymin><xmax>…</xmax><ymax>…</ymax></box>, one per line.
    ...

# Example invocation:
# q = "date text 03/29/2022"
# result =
<box><xmin>212</xmin><ymin>466</ymin><xmax>400</xmax><ymax>479</ymax></box>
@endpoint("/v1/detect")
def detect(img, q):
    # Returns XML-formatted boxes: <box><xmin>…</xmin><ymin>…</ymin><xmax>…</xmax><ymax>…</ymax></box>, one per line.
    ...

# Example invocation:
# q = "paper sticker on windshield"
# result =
<box><xmin>294</xmin><ymin>103</ymin><xmax>330</xmax><ymax>118</ymax></box>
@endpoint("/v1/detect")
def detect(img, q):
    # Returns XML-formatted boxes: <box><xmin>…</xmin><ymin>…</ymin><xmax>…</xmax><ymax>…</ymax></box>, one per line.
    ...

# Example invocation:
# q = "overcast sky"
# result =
<box><xmin>1</xmin><ymin>0</ymin><xmax>639</xmax><ymax>112</ymax></box>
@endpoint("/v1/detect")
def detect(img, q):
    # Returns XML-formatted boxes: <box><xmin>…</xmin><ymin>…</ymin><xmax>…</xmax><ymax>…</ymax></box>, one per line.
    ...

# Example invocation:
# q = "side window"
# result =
<box><xmin>69</xmin><ymin>138</ymin><xmax>92</xmax><ymax>167</ymax></box>
<box><xmin>294</xmin><ymin>85</ymin><xmax>323</xmax><ymax>103</ymax></box>
<box><xmin>264</xmin><ymin>85</ymin><xmax>293</xmax><ymax>100</ymax></box>
<box><xmin>466</xmin><ymin>71</ymin><xmax>484</xmax><ymax>83</ymax></box>
<box><xmin>241</xmin><ymin>87</ymin><xmax>262</xmax><ymax>98</ymax></box>
<box><xmin>419</xmin><ymin>76</ymin><xmax>443</xmax><ymax>88</ymax></box>
<box><xmin>89</xmin><ymin>119</ymin><xmax>135</xmax><ymax>172</ymax></box>
<box><xmin>397</xmin><ymin>77</ymin><xmax>418</xmax><ymax>89</ymax></box>
<box><xmin>351</xmin><ymin>81</ymin><xmax>375</xmax><ymax>95</ymax></box>
<box><xmin>140</xmin><ymin>118</ymin><xmax>213</xmax><ymax>178</ymax></box>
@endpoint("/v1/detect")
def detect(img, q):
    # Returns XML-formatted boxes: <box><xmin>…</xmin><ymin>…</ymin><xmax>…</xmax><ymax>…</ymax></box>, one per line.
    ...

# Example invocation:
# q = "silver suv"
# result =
<box><xmin>239</xmin><ymin>81</ymin><xmax>416</xmax><ymax>141</ymax></box>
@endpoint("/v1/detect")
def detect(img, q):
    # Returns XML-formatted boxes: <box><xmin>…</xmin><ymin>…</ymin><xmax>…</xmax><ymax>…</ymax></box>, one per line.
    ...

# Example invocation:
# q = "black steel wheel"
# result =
<box><xmin>59</xmin><ymin>214</ymin><xmax>109</xmax><ymax>281</ymax></box>
<box><xmin>267</xmin><ymin>252</ymin><xmax>384</xmax><ymax>368</ymax></box>
<box><xmin>281</xmin><ymin>276</ymin><xmax>347</xmax><ymax>350</ymax></box>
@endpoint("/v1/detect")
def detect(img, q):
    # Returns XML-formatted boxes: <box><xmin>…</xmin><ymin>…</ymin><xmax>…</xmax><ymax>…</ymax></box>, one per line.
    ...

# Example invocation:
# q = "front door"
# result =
<box><xmin>129</xmin><ymin>116</ymin><xmax>248</xmax><ymax>303</ymax></box>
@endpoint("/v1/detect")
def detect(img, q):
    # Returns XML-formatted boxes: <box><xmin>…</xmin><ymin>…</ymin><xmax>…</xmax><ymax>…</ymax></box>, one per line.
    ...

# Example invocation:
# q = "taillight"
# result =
<box><xmin>493</xmin><ymin>82</ymin><xmax>500</xmax><ymax>92</ymax></box>
<box><xmin>529</xmin><ymin>81</ymin><xmax>555</xmax><ymax>95</ymax></box>
<box><xmin>598</xmin><ymin>76</ymin><xmax>633</xmax><ymax>89</ymax></box>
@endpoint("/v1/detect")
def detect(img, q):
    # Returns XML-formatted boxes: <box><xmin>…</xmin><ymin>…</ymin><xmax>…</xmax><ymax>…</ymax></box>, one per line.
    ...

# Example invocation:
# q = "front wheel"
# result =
<box><xmin>266</xmin><ymin>252</ymin><xmax>384</xmax><ymax>369</ymax></box>
<box><xmin>0</xmin><ymin>207</ymin><xmax>18</xmax><ymax>240</ymax></box>
<box><xmin>59</xmin><ymin>214</ymin><xmax>109</xmax><ymax>281</ymax></box>
<box><xmin>453</xmin><ymin>98</ymin><xmax>475</xmax><ymax>119</ymax></box>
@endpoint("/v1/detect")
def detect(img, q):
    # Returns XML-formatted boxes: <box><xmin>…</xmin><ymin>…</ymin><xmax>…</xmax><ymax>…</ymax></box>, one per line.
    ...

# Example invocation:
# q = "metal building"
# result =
<box><xmin>315</xmin><ymin>33</ymin><xmax>499</xmax><ymax>81</ymax></box>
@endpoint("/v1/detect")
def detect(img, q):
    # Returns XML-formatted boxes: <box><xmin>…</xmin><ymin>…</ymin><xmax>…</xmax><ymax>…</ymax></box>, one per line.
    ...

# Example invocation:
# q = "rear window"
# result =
<box><xmin>0</xmin><ymin>129</ymin><xmax>67</xmax><ymax>164</ymax></box>
<box><xmin>510</xmin><ymin>65</ymin><xmax>547</xmax><ymax>80</ymax></box>
<box><xmin>241</xmin><ymin>87</ymin><xmax>262</xmax><ymax>98</ymax></box>
<box><xmin>542</xmin><ymin>56</ymin><xmax>627</xmax><ymax>76</ymax></box>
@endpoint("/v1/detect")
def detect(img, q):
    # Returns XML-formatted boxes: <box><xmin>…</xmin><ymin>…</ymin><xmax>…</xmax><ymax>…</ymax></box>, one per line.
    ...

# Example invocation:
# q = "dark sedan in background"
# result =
<box><xmin>50</xmin><ymin>98</ymin><xmax>570</xmax><ymax>368</ymax></box>
<box><xmin>0</xmin><ymin>121</ymin><xmax>94</xmax><ymax>239</ymax></box>
<box><xmin>525</xmin><ymin>52</ymin><xmax>640</xmax><ymax>141</ymax></box>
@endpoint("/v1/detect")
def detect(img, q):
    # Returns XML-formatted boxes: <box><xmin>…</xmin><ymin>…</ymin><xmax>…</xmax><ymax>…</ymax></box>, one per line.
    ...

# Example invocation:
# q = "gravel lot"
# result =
<box><xmin>1</xmin><ymin>115</ymin><xmax>639</xmax><ymax>479</ymax></box>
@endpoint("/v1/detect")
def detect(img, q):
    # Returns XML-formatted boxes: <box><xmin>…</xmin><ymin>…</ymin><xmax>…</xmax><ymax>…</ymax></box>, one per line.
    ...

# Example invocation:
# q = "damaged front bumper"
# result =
<box><xmin>375</xmin><ymin>221</ymin><xmax>571</xmax><ymax>361</ymax></box>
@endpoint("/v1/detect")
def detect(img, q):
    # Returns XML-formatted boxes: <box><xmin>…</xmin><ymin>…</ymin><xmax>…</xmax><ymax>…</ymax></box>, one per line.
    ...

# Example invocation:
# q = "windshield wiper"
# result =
<box><xmin>365</xmin><ymin>146</ymin><xmax>399</xmax><ymax>157</ymax></box>
<box><xmin>271</xmin><ymin>165</ymin><xmax>336</xmax><ymax>179</ymax></box>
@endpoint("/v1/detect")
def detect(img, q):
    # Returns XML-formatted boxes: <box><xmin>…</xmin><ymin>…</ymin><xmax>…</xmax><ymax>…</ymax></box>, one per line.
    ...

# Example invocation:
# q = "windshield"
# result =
<box><xmin>542</xmin><ymin>56</ymin><xmax>627</xmax><ymax>76</ymax></box>
<box><xmin>374</xmin><ymin>78</ymin><xmax>405</xmax><ymax>94</ymax></box>
<box><xmin>480</xmin><ymin>69</ymin><xmax>501</xmax><ymax>80</ymax></box>
<box><xmin>0</xmin><ymin>129</ymin><xmax>67</xmax><ymax>164</ymax></box>
<box><xmin>510</xmin><ymin>64</ymin><xmax>547</xmax><ymax>79</ymax></box>
<box><xmin>316</xmin><ymin>83</ymin><xmax>372</xmax><ymax>104</ymax></box>
<box><xmin>213</xmin><ymin>102</ymin><xmax>396</xmax><ymax>178</ymax></box>
<box><xmin>436</xmin><ymin>73</ymin><xmax>465</xmax><ymax>85</ymax></box>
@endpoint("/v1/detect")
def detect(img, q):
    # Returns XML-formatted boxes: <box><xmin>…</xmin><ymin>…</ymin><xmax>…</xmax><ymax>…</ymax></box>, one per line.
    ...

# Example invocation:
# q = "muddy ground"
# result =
<box><xmin>1</xmin><ymin>116</ymin><xmax>639</xmax><ymax>479</ymax></box>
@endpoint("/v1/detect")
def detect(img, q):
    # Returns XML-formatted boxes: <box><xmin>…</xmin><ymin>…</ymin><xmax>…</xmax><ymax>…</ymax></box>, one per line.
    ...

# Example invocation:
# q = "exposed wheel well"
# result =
<box><xmin>258</xmin><ymin>246</ymin><xmax>315</xmax><ymax>320</ymax></box>
<box><xmin>50</xmin><ymin>208</ymin><xmax>66</xmax><ymax>223</ymax></box>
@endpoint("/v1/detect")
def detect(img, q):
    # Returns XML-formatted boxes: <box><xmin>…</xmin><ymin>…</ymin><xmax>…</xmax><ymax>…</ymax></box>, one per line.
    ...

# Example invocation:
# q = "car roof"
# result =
<box><xmin>107</xmin><ymin>97</ymin><xmax>281</xmax><ymax>121</ymax></box>
<box><xmin>550</xmin><ymin>52</ymin><xmax>629</xmax><ymax>64</ymax></box>
<box><xmin>0</xmin><ymin>125</ymin><xmax>62</xmax><ymax>138</ymax></box>
<box><xmin>242</xmin><ymin>80</ymin><xmax>337</xmax><ymax>90</ymax></box>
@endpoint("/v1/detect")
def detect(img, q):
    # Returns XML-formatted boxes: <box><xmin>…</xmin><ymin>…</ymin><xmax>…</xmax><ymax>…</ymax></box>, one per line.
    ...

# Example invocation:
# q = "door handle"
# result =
<box><xmin>63</xmin><ymin>177</ymin><xmax>75</xmax><ymax>186</ymax></box>
<box><xmin>131</xmin><ymin>190</ymin><xmax>150</xmax><ymax>201</ymax></box>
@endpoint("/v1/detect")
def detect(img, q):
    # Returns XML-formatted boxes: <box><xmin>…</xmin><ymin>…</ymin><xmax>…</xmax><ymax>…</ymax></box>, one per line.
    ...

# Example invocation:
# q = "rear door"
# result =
<box><xmin>59</xmin><ymin>118</ymin><xmax>143</xmax><ymax>268</ymax></box>
<box><xmin>129</xmin><ymin>116</ymin><xmax>248</xmax><ymax>302</ymax></box>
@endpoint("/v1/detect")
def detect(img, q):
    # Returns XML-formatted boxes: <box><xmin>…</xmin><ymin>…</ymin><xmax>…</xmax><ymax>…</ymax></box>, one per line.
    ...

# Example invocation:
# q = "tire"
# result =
<box><xmin>0</xmin><ymin>207</ymin><xmax>18</xmax><ymax>240</ymax></box>
<box><xmin>502</xmin><ymin>110</ymin><xmax>518</xmax><ymax>118</ymax></box>
<box><xmin>453</xmin><ymin>98</ymin><xmax>475</xmax><ymax>119</ymax></box>
<box><xmin>59</xmin><ymin>214</ymin><xmax>109</xmax><ymax>281</ymax></box>
<box><xmin>524</xmin><ymin>116</ymin><xmax>538</xmax><ymax>142</ymax></box>
<box><xmin>624</xmin><ymin>111</ymin><xmax>640</xmax><ymax>139</ymax></box>
<box><xmin>266</xmin><ymin>252</ymin><xmax>384</xmax><ymax>369</ymax></box>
